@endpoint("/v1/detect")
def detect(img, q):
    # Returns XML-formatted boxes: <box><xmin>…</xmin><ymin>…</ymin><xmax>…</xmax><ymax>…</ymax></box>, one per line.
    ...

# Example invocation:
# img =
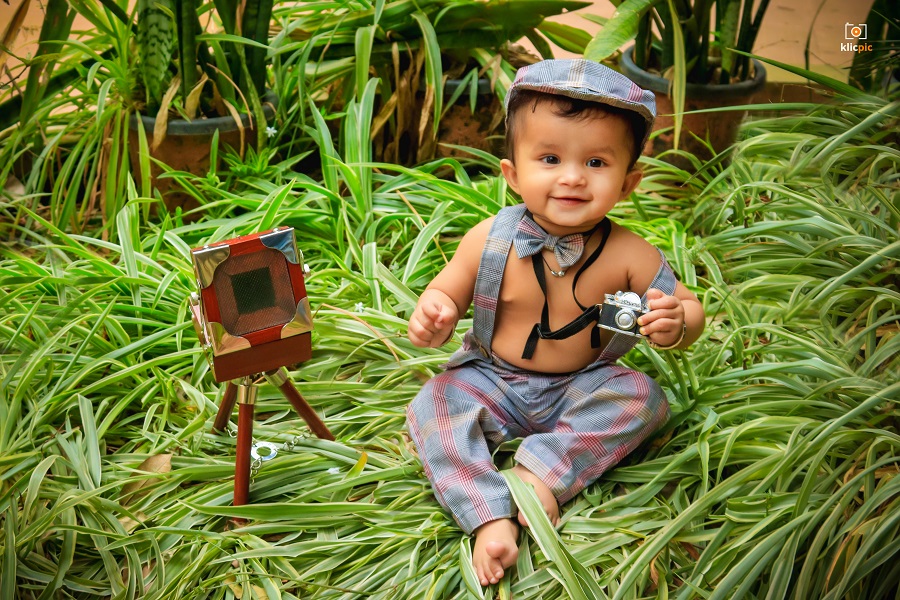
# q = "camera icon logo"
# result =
<box><xmin>845</xmin><ymin>23</ymin><xmax>867</xmax><ymax>40</ymax></box>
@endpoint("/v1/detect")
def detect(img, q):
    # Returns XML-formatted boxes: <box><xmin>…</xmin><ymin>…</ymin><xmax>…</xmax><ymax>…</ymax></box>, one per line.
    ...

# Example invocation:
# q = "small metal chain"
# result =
<box><xmin>248</xmin><ymin>433</ymin><xmax>311</xmax><ymax>481</ymax></box>
<box><xmin>250</xmin><ymin>457</ymin><xmax>263</xmax><ymax>480</ymax></box>
<box><xmin>281</xmin><ymin>433</ymin><xmax>309</xmax><ymax>452</ymax></box>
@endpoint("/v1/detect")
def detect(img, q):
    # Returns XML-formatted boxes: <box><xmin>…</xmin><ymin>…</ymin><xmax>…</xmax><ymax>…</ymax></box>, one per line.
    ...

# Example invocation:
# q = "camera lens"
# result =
<box><xmin>615</xmin><ymin>309</ymin><xmax>636</xmax><ymax>330</ymax></box>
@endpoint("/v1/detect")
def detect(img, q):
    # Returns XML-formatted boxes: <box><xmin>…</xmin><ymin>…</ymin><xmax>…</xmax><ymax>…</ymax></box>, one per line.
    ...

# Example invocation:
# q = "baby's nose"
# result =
<box><xmin>557</xmin><ymin>163</ymin><xmax>586</xmax><ymax>185</ymax></box>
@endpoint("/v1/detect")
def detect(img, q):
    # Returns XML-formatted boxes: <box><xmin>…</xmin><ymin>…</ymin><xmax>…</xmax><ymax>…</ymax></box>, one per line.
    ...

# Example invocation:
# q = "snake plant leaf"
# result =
<box><xmin>211</xmin><ymin>0</ymin><xmax>237</xmax><ymax>38</ymax></box>
<box><xmin>584</xmin><ymin>0</ymin><xmax>658</xmax><ymax>62</ymax></box>
<box><xmin>137</xmin><ymin>0</ymin><xmax>175</xmax><ymax>107</ymax></box>
<box><xmin>719</xmin><ymin>0</ymin><xmax>741</xmax><ymax>80</ymax></box>
<box><xmin>176</xmin><ymin>0</ymin><xmax>201</xmax><ymax>104</ymax></box>
<box><xmin>241</xmin><ymin>0</ymin><xmax>275</xmax><ymax>95</ymax></box>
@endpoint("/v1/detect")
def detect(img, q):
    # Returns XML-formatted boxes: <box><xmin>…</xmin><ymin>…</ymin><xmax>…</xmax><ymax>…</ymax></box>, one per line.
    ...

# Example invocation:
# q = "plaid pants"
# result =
<box><xmin>407</xmin><ymin>204</ymin><xmax>677</xmax><ymax>534</ymax></box>
<box><xmin>407</xmin><ymin>336</ymin><xmax>670</xmax><ymax>533</ymax></box>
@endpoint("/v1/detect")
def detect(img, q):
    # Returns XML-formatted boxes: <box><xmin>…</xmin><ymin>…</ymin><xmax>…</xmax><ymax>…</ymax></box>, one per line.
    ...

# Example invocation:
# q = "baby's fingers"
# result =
<box><xmin>638</xmin><ymin>316</ymin><xmax>677</xmax><ymax>338</ymax></box>
<box><xmin>408</xmin><ymin>310</ymin><xmax>442</xmax><ymax>344</ymax></box>
<box><xmin>407</xmin><ymin>315</ymin><xmax>434</xmax><ymax>347</ymax></box>
<box><xmin>645</xmin><ymin>288</ymin><xmax>665</xmax><ymax>302</ymax></box>
<box><xmin>409</xmin><ymin>303</ymin><xmax>455</xmax><ymax>348</ymax></box>
<box><xmin>645</xmin><ymin>289</ymin><xmax>679</xmax><ymax>311</ymax></box>
<box><xmin>421</xmin><ymin>302</ymin><xmax>447</xmax><ymax>326</ymax></box>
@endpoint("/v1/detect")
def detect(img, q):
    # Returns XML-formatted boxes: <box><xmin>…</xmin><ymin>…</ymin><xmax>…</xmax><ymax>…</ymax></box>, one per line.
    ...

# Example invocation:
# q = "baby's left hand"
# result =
<box><xmin>638</xmin><ymin>289</ymin><xmax>685</xmax><ymax>348</ymax></box>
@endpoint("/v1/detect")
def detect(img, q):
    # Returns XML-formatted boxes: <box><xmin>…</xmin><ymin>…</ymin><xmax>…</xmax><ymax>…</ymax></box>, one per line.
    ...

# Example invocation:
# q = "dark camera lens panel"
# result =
<box><xmin>231</xmin><ymin>268</ymin><xmax>277</xmax><ymax>313</ymax></box>
<box><xmin>213</xmin><ymin>249</ymin><xmax>297</xmax><ymax>337</ymax></box>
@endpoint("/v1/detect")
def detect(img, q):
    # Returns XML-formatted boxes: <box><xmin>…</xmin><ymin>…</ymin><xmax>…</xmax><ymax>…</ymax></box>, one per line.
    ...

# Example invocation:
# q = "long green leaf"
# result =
<box><xmin>583</xmin><ymin>0</ymin><xmax>657</xmax><ymax>62</ymax></box>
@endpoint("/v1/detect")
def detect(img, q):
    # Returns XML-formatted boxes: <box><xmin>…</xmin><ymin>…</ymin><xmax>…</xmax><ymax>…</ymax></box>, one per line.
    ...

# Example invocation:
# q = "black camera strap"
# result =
<box><xmin>521</xmin><ymin>218</ymin><xmax>612</xmax><ymax>359</ymax></box>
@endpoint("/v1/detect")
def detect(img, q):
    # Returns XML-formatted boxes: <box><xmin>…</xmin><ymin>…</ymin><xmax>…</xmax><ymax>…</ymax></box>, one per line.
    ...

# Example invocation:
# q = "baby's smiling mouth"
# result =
<box><xmin>552</xmin><ymin>196</ymin><xmax>589</xmax><ymax>203</ymax></box>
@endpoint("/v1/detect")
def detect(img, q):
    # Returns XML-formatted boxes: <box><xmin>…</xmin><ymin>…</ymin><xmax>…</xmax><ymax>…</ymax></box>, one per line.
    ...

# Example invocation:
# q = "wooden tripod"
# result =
<box><xmin>211</xmin><ymin>367</ymin><xmax>334</xmax><ymax>506</ymax></box>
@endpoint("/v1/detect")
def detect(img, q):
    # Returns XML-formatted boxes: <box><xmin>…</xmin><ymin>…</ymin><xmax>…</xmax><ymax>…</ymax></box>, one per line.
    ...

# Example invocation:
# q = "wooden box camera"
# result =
<box><xmin>189</xmin><ymin>227</ymin><xmax>312</xmax><ymax>382</ymax></box>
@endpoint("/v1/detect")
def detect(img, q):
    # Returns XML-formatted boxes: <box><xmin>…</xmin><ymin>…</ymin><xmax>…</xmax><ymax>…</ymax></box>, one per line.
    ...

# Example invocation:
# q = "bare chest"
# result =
<box><xmin>489</xmin><ymin>247</ymin><xmax>632</xmax><ymax>371</ymax></box>
<box><xmin>498</xmin><ymin>251</ymin><xmax>631</xmax><ymax>324</ymax></box>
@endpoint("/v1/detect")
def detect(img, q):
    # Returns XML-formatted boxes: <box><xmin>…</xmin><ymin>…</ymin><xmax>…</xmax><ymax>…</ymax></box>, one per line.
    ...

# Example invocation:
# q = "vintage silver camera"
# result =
<box><xmin>597</xmin><ymin>291</ymin><xmax>648</xmax><ymax>337</ymax></box>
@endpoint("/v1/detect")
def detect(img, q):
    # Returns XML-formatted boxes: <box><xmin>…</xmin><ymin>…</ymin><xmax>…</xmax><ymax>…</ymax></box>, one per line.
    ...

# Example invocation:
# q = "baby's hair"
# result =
<box><xmin>505</xmin><ymin>89</ymin><xmax>646</xmax><ymax>169</ymax></box>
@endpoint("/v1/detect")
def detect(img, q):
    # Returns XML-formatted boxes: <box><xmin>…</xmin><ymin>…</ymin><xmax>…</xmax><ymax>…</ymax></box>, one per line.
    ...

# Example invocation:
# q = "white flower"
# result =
<box><xmin>354</xmin><ymin>302</ymin><xmax>365</xmax><ymax>313</ymax></box>
<box><xmin>327</xmin><ymin>467</ymin><xmax>341</xmax><ymax>475</ymax></box>
<box><xmin>265</xmin><ymin>126</ymin><xmax>277</xmax><ymax>138</ymax></box>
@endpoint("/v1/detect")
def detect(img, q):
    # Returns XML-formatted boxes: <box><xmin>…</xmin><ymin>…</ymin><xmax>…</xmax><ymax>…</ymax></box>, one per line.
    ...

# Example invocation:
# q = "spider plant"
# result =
<box><xmin>1</xmin><ymin>22</ymin><xmax>898</xmax><ymax>600</ymax></box>
<box><xmin>0</xmin><ymin>0</ymin><xmax>137</xmax><ymax>236</ymax></box>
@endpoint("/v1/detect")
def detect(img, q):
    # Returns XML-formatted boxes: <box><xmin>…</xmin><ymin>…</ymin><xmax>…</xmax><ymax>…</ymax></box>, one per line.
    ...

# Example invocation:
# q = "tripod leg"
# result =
<box><xmin>267</xmin><ymin>368</ymin><xmax>335</xmax><ymax>441</ymax></box>
<box><xmin>233</xmin><ymin>380</ymin><xmax>257</xmax><ymax>507</ymax></box>
<box><xmin>212</xmin><ymin>382</ymin><xmax>239</xmax><ymax>433</ymax></box>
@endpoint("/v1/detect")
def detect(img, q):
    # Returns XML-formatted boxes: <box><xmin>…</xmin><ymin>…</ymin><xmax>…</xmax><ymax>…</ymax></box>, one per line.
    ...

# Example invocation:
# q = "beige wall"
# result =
<box><xmin>1</xmin><ymin>0</ymin><xmax>46</xmax><ymax>98</ymax></box>
<box><xmin>754</xmin><ymin>0</ymin><xmax>877</xmax><ymax>81</ymax></box>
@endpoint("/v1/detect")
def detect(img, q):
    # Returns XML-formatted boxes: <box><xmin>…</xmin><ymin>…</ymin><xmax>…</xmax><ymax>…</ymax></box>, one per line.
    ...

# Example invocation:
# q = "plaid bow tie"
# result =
<box><xmin>512</xmin><ymin>213</ymin><xmax>589</xmax><ymax>270</ymax></box>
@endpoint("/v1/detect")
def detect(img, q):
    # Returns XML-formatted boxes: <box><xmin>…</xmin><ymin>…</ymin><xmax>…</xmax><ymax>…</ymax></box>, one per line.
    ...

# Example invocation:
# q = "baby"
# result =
<box><xmin>406</xmin><ymin>59</ymin><xmax>704</xmax><ymax>586</ymax></box>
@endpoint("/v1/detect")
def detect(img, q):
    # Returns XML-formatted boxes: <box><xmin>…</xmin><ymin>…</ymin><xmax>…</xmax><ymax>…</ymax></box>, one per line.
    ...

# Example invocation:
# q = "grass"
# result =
<box><xmin>1</xmin><ymin>54</ymin><xmax>899</xmax><ymax>600</ymax></box>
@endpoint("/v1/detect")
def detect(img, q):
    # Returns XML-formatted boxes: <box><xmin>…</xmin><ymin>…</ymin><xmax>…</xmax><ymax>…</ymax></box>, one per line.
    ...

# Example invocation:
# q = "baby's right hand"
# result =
<box><xmin>408</xmin><ymin>301</ymin><xmax>457</xmax><ymax>348</ymax></box>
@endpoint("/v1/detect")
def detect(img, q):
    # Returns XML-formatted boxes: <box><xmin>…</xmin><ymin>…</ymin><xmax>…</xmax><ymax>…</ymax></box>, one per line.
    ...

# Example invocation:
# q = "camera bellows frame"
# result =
<box><xmin>189</xmin><ymin>227</ymin><xmax>313</xmax><ymax>382</ymax></box>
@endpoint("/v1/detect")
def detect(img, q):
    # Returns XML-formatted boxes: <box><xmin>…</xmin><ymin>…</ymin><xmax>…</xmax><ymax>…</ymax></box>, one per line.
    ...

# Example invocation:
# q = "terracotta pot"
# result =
<box><xmin>621</xmin><ymin>47</ymin><xmax>766</xmax><ymax>164</ymax></box>
<box><xmin>128</xmin><ymin>93</ymin><xmax>276</xmax><ymax>213</ymax></box>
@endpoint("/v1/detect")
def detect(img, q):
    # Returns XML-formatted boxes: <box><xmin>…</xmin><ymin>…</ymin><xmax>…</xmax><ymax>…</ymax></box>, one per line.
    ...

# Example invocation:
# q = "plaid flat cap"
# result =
<box><xmin>506</xmin><ymin>59</ymin><xmax>656</xmax><ymax>149</ymax></box>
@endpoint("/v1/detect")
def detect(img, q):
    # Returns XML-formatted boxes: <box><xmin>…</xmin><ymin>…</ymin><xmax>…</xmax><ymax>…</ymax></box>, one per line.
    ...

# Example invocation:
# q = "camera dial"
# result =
<box><xmin>615</xmin><ymin>291</ymin><xmax>643</xmax><ymax>308</ymax></box>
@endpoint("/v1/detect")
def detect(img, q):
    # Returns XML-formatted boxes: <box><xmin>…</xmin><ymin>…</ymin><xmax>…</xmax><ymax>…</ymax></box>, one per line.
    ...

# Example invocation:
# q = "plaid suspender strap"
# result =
<box><xmin>646</xmin><ymin>249</ymin><xmax>677</xmax><ymax>298</ymax></box>
<box><xmin>472</xmin><ymin>204</ymin><xmax>527</xmax><ymax>353</ymax></box>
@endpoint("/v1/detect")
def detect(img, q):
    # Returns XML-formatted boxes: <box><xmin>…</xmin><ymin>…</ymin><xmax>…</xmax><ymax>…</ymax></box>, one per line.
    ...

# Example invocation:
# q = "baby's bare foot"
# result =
<box><xmin>512</xmin><ymin>464</ymin><xmax>560</xmax><ymax>527</ymax></box>
<box><xmin>472</xmin><ymin>518</ymin><xmax>519</xmax><ymax>586</ymax></box>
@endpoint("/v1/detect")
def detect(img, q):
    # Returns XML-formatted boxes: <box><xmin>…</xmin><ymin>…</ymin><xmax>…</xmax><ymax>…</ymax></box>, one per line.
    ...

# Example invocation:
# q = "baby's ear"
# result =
<box><xmin>620</xmin><ymin>167</ymin><xmax>643</xmax><ymax>199</ymax></box>
<box><xmin>500</xmin><ymin>159</ymin><xmax>520</xmax><ymax>194</ymax></box>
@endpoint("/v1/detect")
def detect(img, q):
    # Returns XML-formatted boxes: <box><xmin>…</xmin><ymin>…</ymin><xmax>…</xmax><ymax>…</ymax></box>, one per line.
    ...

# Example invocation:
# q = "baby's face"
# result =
<box><xmin>500</xmin><ymin>102</ymin><xmax>641</xmax><ymax>236</ymax></box>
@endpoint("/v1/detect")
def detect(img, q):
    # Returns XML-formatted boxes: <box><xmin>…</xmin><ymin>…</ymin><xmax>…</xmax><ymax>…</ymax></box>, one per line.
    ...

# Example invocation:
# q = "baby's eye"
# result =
<box><xmin>541</xmin><ymin>155</ymin><xmax>560</xmax><ymax>165</ymax></box>
<box><xmin>587</xmin><ymin>158</ymin><xmax>605</xmax><ymax>168</ymax></box>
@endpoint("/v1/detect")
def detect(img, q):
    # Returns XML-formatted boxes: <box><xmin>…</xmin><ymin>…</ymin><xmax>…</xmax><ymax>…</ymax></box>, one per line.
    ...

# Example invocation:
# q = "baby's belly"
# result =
<box><xmin>490</xmin><ymin>319</ymin><xmax>614</xmax><ymax>373</ymax></box>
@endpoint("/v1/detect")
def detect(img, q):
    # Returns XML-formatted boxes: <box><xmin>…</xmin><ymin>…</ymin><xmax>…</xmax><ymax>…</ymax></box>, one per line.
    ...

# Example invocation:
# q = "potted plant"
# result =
<box><xmin>272</xmin><ymin>0</ymin><xmax>589</xmax><ymax>165</ymax></box>
<box><xmin>584</xmin><ymin>0</ymin><xmax>770</xmax><ymax>161</ymax></box>
<box><xmin>96</xmin><ymin>0</ymin><xmax>277</xmax><ymax>210</ymax></box>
